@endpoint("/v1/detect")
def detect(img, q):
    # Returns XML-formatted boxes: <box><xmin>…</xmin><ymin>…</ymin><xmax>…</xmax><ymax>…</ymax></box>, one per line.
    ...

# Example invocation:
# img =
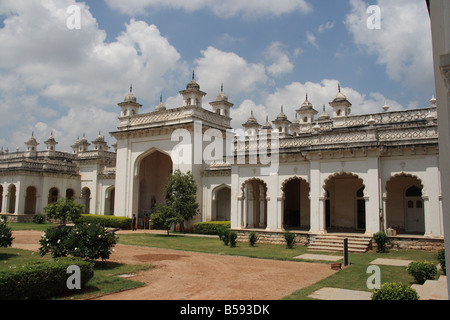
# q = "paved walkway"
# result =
<box><xmin>308</xmin><ymin>288</ymin><xmax>372</xmax><ymax>300</ymax></box>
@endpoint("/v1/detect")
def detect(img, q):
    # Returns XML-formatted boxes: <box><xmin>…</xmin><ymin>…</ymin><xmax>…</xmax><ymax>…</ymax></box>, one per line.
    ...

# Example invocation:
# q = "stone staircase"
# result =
<box><xmin>307</xmin><ymin>234</ymin><xmax>372</xmax><ymax>253</ymax></box>
<box><xmin>411</xmin><ymin>276</ymin><xmax>448</xmax><ymax>300</ymax></box>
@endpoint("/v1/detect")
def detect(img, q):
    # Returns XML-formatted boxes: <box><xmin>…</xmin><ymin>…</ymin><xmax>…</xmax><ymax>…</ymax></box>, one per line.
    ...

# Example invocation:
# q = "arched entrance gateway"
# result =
<box><xmin>281</xmin><ymin>177</ymin><xmax>310</xmax><ymax>230</ymax></box>
<box><xmin>137</xmin><ymin>150</ymin><xmax>173</xmax><ymax>227</ymax></box>
<box><xmin>242</xmin><ymin>179</ymin><xmax>267</xmax><ymax>229</ymax></box>
<box><xmin>24</xmin><ymin>186</ymin><xmax>37</xmax><ymax>214</ymax></box>
<box><xmin>323</xmin><ymin>172</ymin><xmax>366</xmax><ymax>233</ymax></box>
<box><xmin>385</xmin><ymin>174</ymin><xmax>425</xmax><ymax>235</ymax></box>
<box><xmin>212</xmin><ymin>185</ymin><xmax>231</xmax><ymax>221</ymax></box>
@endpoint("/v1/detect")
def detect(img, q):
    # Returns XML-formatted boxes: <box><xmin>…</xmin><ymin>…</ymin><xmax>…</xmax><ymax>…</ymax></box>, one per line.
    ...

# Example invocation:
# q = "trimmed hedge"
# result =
<box><xmin>78</xmin><ymin>214</ymin><xmax>132</xmax><ymax>229</ymax></box>
<box><xmin>0</xmin><ymin>257</ymin><xmax>94</xmax><ymax>300</ymax></box>
<box><xmin>193</xmin><ymin>221</ymin><xmax>231</xmax><ymax>235</ymax></box>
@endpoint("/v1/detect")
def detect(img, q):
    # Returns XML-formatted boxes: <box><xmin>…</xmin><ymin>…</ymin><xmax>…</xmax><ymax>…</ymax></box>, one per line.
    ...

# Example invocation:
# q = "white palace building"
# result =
<box><xmin>0</xmin><ymin>76</ymin><xmax>445</xmax><ymax>248</ymax></box>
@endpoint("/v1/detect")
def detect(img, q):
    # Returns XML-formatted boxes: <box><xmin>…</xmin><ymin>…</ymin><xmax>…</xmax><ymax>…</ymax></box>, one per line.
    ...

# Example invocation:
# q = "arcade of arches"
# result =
<box><xmin>236</xmin><ymin>172</ymin><xmax>429</xmax><ymax>236</ymax></box>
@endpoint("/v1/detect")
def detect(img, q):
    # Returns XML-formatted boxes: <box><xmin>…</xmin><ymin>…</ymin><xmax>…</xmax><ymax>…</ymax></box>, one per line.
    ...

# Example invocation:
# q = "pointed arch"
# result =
<box><xmin>212</xmin><ymin>184</ymin><xmax>231</xmax><ymax>221</ymax></box>
<box><xmin>323</xmin><ymin>172</ymin><xmax>365</xmax><ymax>232</ymax></box>
<box><xmin>385</xmin><ymin>173</ymin><xmax>425</xmax><ymax>235</ymax></box>
<box><xmin>241</xmin><ymin>178</ymin><xmax>268</xmax><ymax>229</ymax></box>
<box><xmin>281</xmin><ymin>176</ymin><xmax>310</xmax><ymax>230</ymax></box>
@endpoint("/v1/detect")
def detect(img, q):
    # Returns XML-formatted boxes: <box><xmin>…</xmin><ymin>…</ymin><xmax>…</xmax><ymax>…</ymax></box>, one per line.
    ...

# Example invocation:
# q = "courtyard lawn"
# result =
<box><xmin>9</xmin><ymin>222</ymin><xmax>57</xmax><ymax>232</ymax></box>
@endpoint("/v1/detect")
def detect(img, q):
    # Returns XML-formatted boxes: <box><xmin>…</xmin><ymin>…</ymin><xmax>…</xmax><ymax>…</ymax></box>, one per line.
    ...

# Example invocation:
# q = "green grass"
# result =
<box><xmin>9</xmin><ymin>222</ymin><xmax>58</xmax><ymax>232</ymax></box>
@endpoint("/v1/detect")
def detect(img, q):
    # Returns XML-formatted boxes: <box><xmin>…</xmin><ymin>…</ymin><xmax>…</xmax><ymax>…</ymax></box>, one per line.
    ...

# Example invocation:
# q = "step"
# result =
<box><xmin>307</xmin><ymin>234</ymin><xmax>372</xmax><ymax>253</ymax></box>
<box><xmin>411</xmin><ymin>276</ymin><xmax>448</xmax><ymax>300</ymax></box>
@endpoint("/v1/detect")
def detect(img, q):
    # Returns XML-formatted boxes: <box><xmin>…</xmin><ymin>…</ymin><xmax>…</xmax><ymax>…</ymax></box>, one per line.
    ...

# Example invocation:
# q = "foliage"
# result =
<box><xmin>229</xmin><ymin>231</ymin><xmax>238</xmax><ymax>248</ymax></box>
<box><xmin>284</xmin><ymin>231</ymin><xmax>296</xmax><ymax>249</ymax></box>
<box><xmin>39</xmin><ymin>225</ymin><xmax>72</xmax><ymax>258</ymax></box>
<box><xmin>0</xmin><ymin>219</ymin><xmax>13</xmax><ymax>248</ymax></box>
<box><xmin>193</xmin><ymin>221</ymin><xmax>230</xmax><ymax>235</ymax></box>
<box><xmin>32</xmin><ymin>214</ymin><xmax>46</xmax><ymax>224</ymax></box>
<box><xmin>218</xmin><ymin>226</ymin><xmax>230</xmax><ymax>245</ymax></box>
<box><xmin>163</xmin><ymin>170</ymin><xmax>199</xmax><ymax>232</ymax></box>
<box><xmin>373</xmin><ymin>231</ymin><xmax>389</xmax><ymax>252</ymax></box>
<box><xmin>78</xmin><ymin>214</ymin><xmax>132</xmax><ymax>230</ymax></box>
<box><xmin>371</xmin><ymin>282</ymin><xmax>419</xmax><ymax>300</ymax></box>
<box><xmin>249</xmin><ymin>231</ymin><xmax>258</xmax><ymax>247</ymax></box>
<box><xmin>39</xmin><ymin>224</ymin><xmax>118</xmax><ymax>261</ymax></box>
<box><xmin>407</xmin><ymin>260</ymin><xmax>437</xmax><ymax>284</ymax></box>
<box><xmin>0</xmin><ymin>257</ymin><xmax>94</xmax><ymax>300</ymax></box>
<box><xmin>44</xmin><ymin>198</ymin><xmax>84</xmax><ymax>225</ymax></box>
<box><xmin>150</xmin><ymin>204</ymin><xmax>182</xmax><ymax>235</ymax></box>
<box><xmin>437</xmin><ymin>249</ymin><xmax>446</xmax><ymax>275</ymax></box>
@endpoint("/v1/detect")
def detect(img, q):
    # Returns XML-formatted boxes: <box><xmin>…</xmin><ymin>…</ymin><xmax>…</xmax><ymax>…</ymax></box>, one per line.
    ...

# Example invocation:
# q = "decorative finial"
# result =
<box><xmin>130</xmin><ymin>84</ymin><xmax>133</xmax><ymax>93</ymax></box>
<box><xmin>160</xmin><ymin>94</ymin><xmax>163</xmax><ymax>103</ymax></box>
<box><xmin>192</xmin><ymin>70</ymin><xmax>195</xmax><ymax>81</ymax></box>
<box><xmin>266</xmin><ymin>115</ymin><xmax>269</xmax><ymax>122</ymax></box>
<box><xmin>281</xmin><ymin>105</ymin><xmax>283</xmax><ymax>112</ymax></box>
<box><xmin>221</xmin><ymin>83</ymin><xmax>224</xmax><ymax>93</ymax></box>
<box><xmin>338</xmin><ymin>83</ymin><xmax>341</xmax><ymax>93</ymax></box>
<box><xmin>323</xmin><ymin>104</ymin><xmax>326</xmax><ymax>112</ymax></box>
<box><xmin>306</xmin><ymin>93</ymin><xmax>308</xmax><ymax>101</ymax></box>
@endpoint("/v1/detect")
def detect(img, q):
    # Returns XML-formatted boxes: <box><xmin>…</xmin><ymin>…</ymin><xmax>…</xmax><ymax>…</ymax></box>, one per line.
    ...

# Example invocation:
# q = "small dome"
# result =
<box><xmin>333</xmin><ymin>84</ymin><xmax>347</xmax><ymax>102</ymax></box>
<box><xmin>155</xmin><ymin>95</ymin><xmax>167</xmax><ymax>111</ymax></box>
<box><xmin>186</xmin><ymin>71</ymin><xmax>200</xmax><ymax>90</ymax></box>
<box><xmin>300</xmin><ymin>94</ymin><xmax>314</xmax><ymax>111</ymax></box>
<box><xmin>124</xmin><ymin>85</ymin><xmax>137</xmax><ymax>103</ymax></box>
<box><xmin>243</xmin><ymin>111</ymin><xmax>260</xmax><ymax>127</ymax></box>
<box><xmin>261</xmin><ymin>116</ymin><xmax>272</xmax><ymax>130</ymax></box>
<box><xmin>318</xmin><ymin>105</ymin><xmax>330</xmax><ymax>121</ymax></box>
<box><xmin>275</xmin><ymin>106</ymin><xmax>288</xmax><ymax>121</ymax></box>
<box><xmin>215</xmin><ymin>84</ymin><xmax>228</xmax><ymax>101</ymax></box>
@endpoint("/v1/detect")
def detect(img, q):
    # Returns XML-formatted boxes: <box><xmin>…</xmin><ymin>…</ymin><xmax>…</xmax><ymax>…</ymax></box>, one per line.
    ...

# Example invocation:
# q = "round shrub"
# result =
<box><xmin>372</xmin><ymin>282</ymin><xmax>419</xmax><ymax>300</ymax></box>
<box><xmin>218</xmin><ymin>227</ymin><xmax>230</xmax><ymax>246</ymax></box>
<box><xmin>407</xmin><ymin>260</ymin><xmax>437</xmax><ymax>284</ymax></box>
<box><xmin>284</xmin><ymin>231</ymin><xmax>296</xmax><ymax>249</ymax></box>
<box><xmin>373</xmin><ymin>231</ymin><xmax>388</xmax><ymax>252</ymax></box>
<box><xmin>32</xmin><ymin>214</ymin><xmax>46</xmax><ymax>224</ymax></box>
<box><xmin>39</xmin><ymin>223</ymin><xmax>118</xmax><ymax>261</ymax></box>
<box><xmin>229</xmin><ymin>231</ymin><xmax>238</xmax><ymax>248</ymax></box>
<box><xmin>249</xmin><ymin>231</ymin><xmax>258</xmax><ymax>247</ymax></box>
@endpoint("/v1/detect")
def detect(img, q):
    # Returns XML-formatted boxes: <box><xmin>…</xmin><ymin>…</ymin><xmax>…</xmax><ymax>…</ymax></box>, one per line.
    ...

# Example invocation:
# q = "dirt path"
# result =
<box><xmin>11</xmin><ymin>230</ymin><xmax>336</xmax><ymax>300</ymax></box>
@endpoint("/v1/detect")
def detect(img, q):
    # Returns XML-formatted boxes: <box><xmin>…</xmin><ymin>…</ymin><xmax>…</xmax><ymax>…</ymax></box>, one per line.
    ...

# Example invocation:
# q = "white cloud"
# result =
<box><xmin>344</xmin><ymin>0</ymin><xmax>433</xmax><ymax>93</ymax></box>
<box><xmin>194</xmin><ymin>46</ymin><xmax>268</xmax><ymax>97</ymax></box>
<box><xmin>318</xmin><ymin>21</ymin><xmax>335</xmax><ymax>33</ymax></box>
<box><xmin>266</xmin><ymin>42</ymin><xmax>295</xmax><ymax>76</ymax></box>
<box><xmin>0</xmin><ymin>0</ymin><xmax>187</xmax><ymax>151</ymax></box>
<box><xmin>104</xmin><ymin>0</ymin><xmax>312</xmax><ymax>18</ymax></box>
<box><xmin>305</xmin><ymin>32</ymin><xmax>319</xmax><ymax>49</ymax></box>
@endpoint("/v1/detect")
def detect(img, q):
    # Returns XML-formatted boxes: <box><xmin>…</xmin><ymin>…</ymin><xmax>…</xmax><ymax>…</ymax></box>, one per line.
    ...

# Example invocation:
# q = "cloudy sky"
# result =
<box><xmin>0</xmin><ymin>0</ymin><xmax>434</xmax><ymax>152</ymax></box>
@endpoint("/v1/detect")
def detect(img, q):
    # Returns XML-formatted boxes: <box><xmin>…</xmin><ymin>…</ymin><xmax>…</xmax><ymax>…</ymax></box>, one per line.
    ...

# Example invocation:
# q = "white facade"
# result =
<box><xmin>0</xmin><ymin>77</ymin><xmax>444</xmax><ymax>240</ymax></box>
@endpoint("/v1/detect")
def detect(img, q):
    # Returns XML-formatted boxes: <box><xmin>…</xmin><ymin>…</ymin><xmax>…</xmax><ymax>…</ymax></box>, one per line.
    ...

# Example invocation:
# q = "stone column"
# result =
<box><xmin>309</xmin><ymin>160</ymin><xmax>323</xmax><ymax>233</ymax></box>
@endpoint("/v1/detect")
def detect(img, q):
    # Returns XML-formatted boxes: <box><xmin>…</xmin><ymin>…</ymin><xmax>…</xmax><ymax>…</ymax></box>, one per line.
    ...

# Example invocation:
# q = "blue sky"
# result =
<box><xmin>0</xmin><ymin>0</ymin><xmax>434</xmax><ymax>151</ymax></box>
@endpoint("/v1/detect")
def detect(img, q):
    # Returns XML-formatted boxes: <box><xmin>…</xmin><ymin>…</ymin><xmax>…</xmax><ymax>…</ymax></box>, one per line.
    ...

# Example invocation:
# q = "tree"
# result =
<box><xmin>150</xmin><ymin>204</ymin><xmax>182</xmax><ymax>235</ymax></box>
<box><xmin>44</xmin><ymin>197</ymin><xmax>84</xmax><ymax>225</ymax></box>
<box><xmin>163</xmin><ymin>170</ymin><xmax>199</xmax><ymax>232</ymax></box>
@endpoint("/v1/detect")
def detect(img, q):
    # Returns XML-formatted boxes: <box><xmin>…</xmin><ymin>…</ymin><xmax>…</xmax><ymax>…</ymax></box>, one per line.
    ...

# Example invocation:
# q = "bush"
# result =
<box><xmin>0</xmin><ymin>220</ymin><xmax>13</xmax><ymax>248</ymax></box>
<box><xmin>229</xmin><ymin>231</ymin><xmax>238</xmax><ymax>248</ymax></box>
<box><xmin>0</xmin><ymin>257</ymin><xmax>94</xmax><ymax>300</ymax></box>
<box><xmin>39</xmin><ymin>223</ymin><xmax>118</xmax><ymax>261</ymax></box>
<box><xmin>194</xmin><ymin>221</ymin><xmax>231</xmax><ymax>235</ymax></box>
<box><xmin>218</xmin><ymin>227</ymin><xmax>230</xmax><ymax>246</ymax></box>
<box><xmin>249</xmin><ymin>231</ymin><xmax>258</xmax><ymax>247</ymax></box>
<box><xmin>437</xmin><ymin>249</ymin><xmax>446</xmax><ymax>275</ymax></box>
<box><xmin>372</xmin><ymin>282</ymin><xmax>419</xmax><ymax>300</ymax></box>
<box><xmin>44</xmin><ymin>198</ymin><xmax>84</xmax><ymax>225</ymax></box>
<box><xmin>407</xmin><ymin>260</ymin><xmax>437</xmax><ymax>284</ymax></box>
<box><xmin>373</xmin><ymin>231</ymin><xmax>388</xmax><ymax>252</ymax></box>
<box><xmin>78</xmin><ymin>214</ymin><xmax>132</xmax><ymax>230</ymax></box>
<box><xmin>284</xmin><ymin>231</ymin><xmax>296</xmax><ymax>249</ymax></box>
<box><xmin>32</xmin><ymin>214</ymin><xmax>46</xmax><ymax>224</ymax></box>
